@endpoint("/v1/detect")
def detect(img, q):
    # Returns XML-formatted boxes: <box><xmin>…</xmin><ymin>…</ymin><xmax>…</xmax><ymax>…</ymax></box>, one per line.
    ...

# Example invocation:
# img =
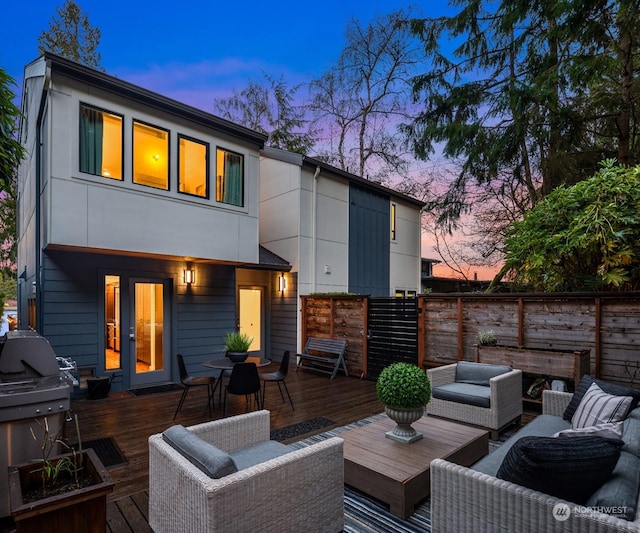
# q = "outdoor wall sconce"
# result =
<box><xmin>184</xmin><ymin>269</ymin><xmax>196</xmax><ymax>285</ymax></box>
<box><xmin>278</xmin><ymin>274</ymin><xmax>287</xmax><ymax>292</ymax></box>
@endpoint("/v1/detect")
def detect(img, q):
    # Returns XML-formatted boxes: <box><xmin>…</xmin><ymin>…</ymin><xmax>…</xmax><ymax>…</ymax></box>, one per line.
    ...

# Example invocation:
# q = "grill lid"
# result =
<box><xmin>0</xmin><ymin>330</ymin><xmax>60</xmax><ymax>381</ymax></box>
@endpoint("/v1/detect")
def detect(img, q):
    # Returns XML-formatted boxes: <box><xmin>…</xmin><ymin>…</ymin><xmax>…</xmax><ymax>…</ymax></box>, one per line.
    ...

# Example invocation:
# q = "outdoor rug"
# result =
<box><xmin>270</xmin><ymin>416</ymin><xmax>336</xmax><ymax>441</ymax></box>
<box><xmin>291</xmin><ymin>414</ymin><xmax>516</xmax><ymax>532</ymax></box>
<box><xmin>82</xmin><ymin>437</ymin><xmax>128</xmax><ymax>468</ymax></box>
<box><xmin>128</xmin><ymin>383</ymin><xmax>182</xmax><ymax>396</ymax></box>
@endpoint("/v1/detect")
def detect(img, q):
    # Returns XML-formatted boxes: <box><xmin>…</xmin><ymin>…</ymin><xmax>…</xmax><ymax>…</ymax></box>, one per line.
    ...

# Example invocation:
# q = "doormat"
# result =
<box><xmin>128</xmin><ymin>383</ymin><xmax>182</xmax><ymax>396</ymax></box>
<box><xmin>270</xmin><ymin>417</ymin><xmax>336</xmax><ymax>442</ymax></box>
<box><xmin>82</xmin><ymin>437</ymin><xmax>127</xmax><ymax>468</ymax></box>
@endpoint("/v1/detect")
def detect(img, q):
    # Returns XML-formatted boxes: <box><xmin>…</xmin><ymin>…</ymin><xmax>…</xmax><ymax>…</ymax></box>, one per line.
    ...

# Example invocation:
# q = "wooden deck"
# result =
<box><xmin>1</xmin><ymin>365</ymin><xmax>538</xmax><ymax>532</ymax></box>
<box><xmin>0</xmin><ymin>365</ymin><xmax>381</xmax><ymax>532</ymax></box>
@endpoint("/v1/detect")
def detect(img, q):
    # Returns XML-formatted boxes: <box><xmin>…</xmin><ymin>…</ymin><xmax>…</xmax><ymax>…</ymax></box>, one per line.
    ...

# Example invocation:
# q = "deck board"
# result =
<box><xmin>0</xmin><ymin>364</ymin><xmax>539</xmax><ymax>531</ymax></box>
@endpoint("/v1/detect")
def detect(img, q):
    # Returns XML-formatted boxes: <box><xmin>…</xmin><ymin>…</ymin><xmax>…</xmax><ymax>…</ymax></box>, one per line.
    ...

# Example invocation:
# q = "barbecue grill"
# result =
<box><xmin>0</xmin><ymin>330</ymin><xmax>73</xmax><ymax>518</ymax></box>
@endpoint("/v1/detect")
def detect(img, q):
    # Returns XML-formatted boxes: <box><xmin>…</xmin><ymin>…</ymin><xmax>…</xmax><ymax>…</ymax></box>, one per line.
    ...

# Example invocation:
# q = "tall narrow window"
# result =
<box><xmin>79</xmin><ymin>104</ymin><xmax>123</xmax><ymax>179</ymax></box>
<box><xmin>179</xmin><ymin>135</ymin><xmax>208</xmax><ymax>197</ymax></box>
<box><xmin>133</xmin><ymin>121</ymin><xmax>169</xmax><ymax>190</ymax></box>
<box><xmin>216</xmin><ymin>148</ymin><xmax>244</xmax><ymax>207</ymax></box>
<box><xmin>104</xmin><ymin>275</ymin><xmax>121</xmax><ymax>370</ymax></box>
<box><xmin>391</xmin><ymin>203</ymin><xmax>397</xmax><ymax>240</ymax></box>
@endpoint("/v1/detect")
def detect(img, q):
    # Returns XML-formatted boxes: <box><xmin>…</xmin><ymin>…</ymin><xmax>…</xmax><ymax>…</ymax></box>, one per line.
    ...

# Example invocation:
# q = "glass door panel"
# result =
<box><xmin>239</xmin><ymin>288</ymin><xmax>262</xmax><ymax>356</ymax></box>
<box><xmin>130</xmin><ymin>279</ymin><xmax>170</xmax><ymax>386</ymax></box>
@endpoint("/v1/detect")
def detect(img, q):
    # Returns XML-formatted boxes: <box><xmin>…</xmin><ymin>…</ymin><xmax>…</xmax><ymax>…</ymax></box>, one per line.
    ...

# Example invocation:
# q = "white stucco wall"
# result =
<box><xmin>390</xmin><ymin>199</ymin><xmax>422</xmax><ymax>293</ymax></box>
<box><xmin>41</xmin><ymin>70</ymin><xmax>260</xmax><ymax>264</ymax></box>
<box><xmin>258</xmin><ymin>155</ymin><xmax>301</xmax><ymax>271</ymax></box>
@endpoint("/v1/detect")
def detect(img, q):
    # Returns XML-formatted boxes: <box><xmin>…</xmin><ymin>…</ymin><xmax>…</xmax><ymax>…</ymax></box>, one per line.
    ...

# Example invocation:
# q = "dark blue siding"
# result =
<box><xmin>348</xmin><ymin>186</ymin><xmax>390</xmax><ymax>296</ymax></box>
<box><xmin>41</xmin><ymin>250</ymin><xmax>236</xmax><ymax>389</ymax></box>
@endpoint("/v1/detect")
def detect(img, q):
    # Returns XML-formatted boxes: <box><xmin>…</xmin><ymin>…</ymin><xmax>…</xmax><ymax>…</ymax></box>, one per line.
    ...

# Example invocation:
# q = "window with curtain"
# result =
<box><xmin>216</xmin><ymin>148</ymin><xmax>244</xmax><ymax>207</ymax></box>
<box><xmin>79</xmin><ymin>104</ymin><xmax>123</xmax><ymax>179</ymax></box>
<box><xmin>133</xmin><ymin>121</ymin><xmax>169</xmax><ymax>190</ymax></box>
<box><xmin>179</xmin><ymin>135</ymin><xmax>208</xmax><ymax>197</ymax></box>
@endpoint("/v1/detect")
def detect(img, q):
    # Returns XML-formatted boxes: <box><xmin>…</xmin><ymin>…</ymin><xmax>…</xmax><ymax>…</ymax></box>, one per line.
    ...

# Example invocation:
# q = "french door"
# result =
<box><xmin>129</xmin><ymin>278</ymin><xmax>171</xmax><ymax>387</ymax></box>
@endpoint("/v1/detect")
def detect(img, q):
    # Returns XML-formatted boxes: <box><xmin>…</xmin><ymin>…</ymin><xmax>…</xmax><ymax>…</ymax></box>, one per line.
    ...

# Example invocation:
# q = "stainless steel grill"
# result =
<box><xmin>0</xmin><ymin>330</ymin><xmax>73</xmax><ymax>518</ymax></box>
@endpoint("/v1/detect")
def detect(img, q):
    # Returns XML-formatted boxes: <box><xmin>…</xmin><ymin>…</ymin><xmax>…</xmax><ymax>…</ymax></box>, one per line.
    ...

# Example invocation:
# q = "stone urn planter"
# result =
<box><xmin>9</xmin><ymin>448</ymin><xmax>114</xmax><ymax>533</ymax></box>
<box><xmin>376</xmin><ymin>362</ymin><xmax>431</xmax><ymax>443</ymax></box>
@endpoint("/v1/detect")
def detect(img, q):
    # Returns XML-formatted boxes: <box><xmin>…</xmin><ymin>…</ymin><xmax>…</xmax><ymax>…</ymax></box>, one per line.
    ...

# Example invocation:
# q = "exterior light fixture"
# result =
<box><xmin>278</xmin><ymin>274</ymin><xmax>287</xmax><ymax>292</ymax></box>
<box><xmin>184</xmin><ymin>269</ymin><xmax>196</xmax><ymax>285</ymax></box>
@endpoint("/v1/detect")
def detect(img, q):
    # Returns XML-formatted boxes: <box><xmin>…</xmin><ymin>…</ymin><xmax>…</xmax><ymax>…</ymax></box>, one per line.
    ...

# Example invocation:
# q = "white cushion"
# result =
<box><xmin>571</xmin><ymin>382</ymin><xmax>633</xmax><ymax>429</ymax></box>
<box><xmin>553</xmin><ymin>421</ymin><xmax>623</xmax><ymax>439</ymax></box>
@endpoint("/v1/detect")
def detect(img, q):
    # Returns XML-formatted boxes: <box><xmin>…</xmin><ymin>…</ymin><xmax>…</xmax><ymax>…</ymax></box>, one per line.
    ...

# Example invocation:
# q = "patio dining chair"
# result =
<box><xmin>260</xmin><ymin>350</ymin><xmax>294</xmax><ymax>410</ymax></box>
<box><xmin>173</xmin><ymin>353</ymin><xmax>219</xmax><ymax>420</ymax></box>
<box><xmin>223</xmin><ymin>362</ymin><xmax>262</xmax><ymax>417</ymax></box>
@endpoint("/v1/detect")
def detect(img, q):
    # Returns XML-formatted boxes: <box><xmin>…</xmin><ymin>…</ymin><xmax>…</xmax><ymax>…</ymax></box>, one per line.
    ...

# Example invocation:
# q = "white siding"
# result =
<box><xmin>42</xmin><ymin>71</ymin><xmax>260</xmax><ymax>264</ymax></box>
<box><xmin>390</xmin><ymin>199</ymin><xmax>422</xmax><ymax>293</ymax></box>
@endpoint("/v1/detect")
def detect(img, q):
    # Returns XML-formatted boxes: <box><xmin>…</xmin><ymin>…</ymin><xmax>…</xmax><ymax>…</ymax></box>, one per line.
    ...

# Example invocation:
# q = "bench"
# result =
<box><xmin>296</xmin><ymin>337</ymin><xmax>348</xmax><ymax>379</ymax></box>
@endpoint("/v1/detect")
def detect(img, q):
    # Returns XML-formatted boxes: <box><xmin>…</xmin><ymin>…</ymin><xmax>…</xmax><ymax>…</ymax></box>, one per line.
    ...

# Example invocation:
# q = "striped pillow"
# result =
<box><xmin>572</xmin><ymin>382</ymin><xmax>633</xmax><ymax>429</ymax></box>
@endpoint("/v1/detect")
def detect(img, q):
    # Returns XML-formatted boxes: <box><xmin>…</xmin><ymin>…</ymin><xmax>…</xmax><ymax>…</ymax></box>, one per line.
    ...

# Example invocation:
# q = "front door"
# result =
<box><xmin>129</xmin><ymin>279</ymin><xmax>171</xmax><ymax>387</ymax></box>
<box><xmin>239</xmin><ymin>287</ymin><xmax>264</xmax><ymax>357</ymax></box>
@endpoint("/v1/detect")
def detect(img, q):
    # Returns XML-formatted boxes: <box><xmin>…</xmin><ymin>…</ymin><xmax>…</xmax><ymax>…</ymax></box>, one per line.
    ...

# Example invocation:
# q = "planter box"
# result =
<box><xmin>9</xmin><ymin>448</ymin><xmax>114</xmax><ymax>533</ymax></box>
<box><xmin>474</xmin><ymin>344</ymin><xmax>590</xmax><ymax>401</ymax></box>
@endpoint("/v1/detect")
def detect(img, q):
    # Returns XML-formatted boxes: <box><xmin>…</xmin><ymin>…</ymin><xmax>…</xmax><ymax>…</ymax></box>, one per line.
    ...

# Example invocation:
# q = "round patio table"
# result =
<box><xmin>203</xmin><ymin>356</ymin><xmax>272</xmax><ymax>370</ymax></box>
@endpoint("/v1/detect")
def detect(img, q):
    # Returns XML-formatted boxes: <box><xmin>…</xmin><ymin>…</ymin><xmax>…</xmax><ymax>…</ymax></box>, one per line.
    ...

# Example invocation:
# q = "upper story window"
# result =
<box><xmin>133</xmin><ymin>121</ymin><xmax>169</xmax><ymax>190</ymax></box>
<box><xmin>179</xmin><ymin>135</ymin><xmax>208</xmax><ymax>198</ymax></box>
<box><xmin>79</xmin><ymin>104</ymin><xmax>123</xmax><ymax>180</ymax></box>
<box><xmin>216</xmin><ymin>147</ymin><xmax>244</xmax><ymax>207</ymax></box>
<box><xmin>391</xmin><ymin>203</ymin><xmax>397</xmax><ymax>240</ymax></box>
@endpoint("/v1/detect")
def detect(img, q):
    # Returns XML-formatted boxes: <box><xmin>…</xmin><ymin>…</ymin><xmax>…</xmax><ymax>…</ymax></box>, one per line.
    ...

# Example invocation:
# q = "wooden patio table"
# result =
<box><xmin>341</xmin><ymin>414</ymin><xmax>489</xmax><ymax>519</ymax></box>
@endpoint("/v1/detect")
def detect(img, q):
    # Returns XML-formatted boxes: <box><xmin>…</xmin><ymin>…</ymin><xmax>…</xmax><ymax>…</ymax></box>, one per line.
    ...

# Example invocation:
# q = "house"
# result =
<box><xmin>260</xmin><ymin>147</ymin><xmax>425</xmax><ymax>354</ymax></box>
<box><xmin>16</xmin><ymin>54</ymin><xmax>424</xmax><ymax>392</ymax></box>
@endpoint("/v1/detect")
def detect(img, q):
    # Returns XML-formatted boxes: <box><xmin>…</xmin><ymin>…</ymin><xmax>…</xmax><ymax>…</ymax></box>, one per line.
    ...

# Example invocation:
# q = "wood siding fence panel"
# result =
<box><xmin>302</xmin><ymin>293</ymin><xmax>640</xmax><ymax>389</ymax></box>
<box><xmin>300</xmin><ymin>295</ymin><xmax>365</xmax><ymax>377</ymax></box>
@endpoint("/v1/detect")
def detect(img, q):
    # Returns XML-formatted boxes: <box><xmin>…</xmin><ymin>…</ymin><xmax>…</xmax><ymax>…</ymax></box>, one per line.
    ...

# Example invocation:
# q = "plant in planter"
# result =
<box><xmin>476</xmin><ymin>330</ymin><xmax>498</xmax><ymax>346</ymax></box>
<box><xmin>9</xmin><ymin>415</ymin><xmax>114</xmax><ymax>533</ymax></box>
<box><xmin>224</xmin><ymin>331</ymin><xmax>254</xmax><ymax>362</ymax></box>
<box><xmin>376</xmin><ymin>362</ymin><xmax>431</xmax><ymax>443</ymax></box>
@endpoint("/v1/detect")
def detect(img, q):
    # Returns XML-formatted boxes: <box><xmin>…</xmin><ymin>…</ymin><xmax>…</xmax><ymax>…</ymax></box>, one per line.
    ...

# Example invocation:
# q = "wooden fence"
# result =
<box><xmin>301</xmin><ymin>292</ymin><xmax>640</xmax><ymax>387</ymax></box>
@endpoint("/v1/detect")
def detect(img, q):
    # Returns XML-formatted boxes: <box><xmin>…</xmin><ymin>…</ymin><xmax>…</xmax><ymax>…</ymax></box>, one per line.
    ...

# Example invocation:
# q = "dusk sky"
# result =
<box><xmin>4</xmin><ymin>1</ymin><xmax>498</xmax><ymax>280</ymax></box>
<box><xmin>4</xmin><ymin>1</ymin><xmax>452</xmax><ymax>112</ymax></box>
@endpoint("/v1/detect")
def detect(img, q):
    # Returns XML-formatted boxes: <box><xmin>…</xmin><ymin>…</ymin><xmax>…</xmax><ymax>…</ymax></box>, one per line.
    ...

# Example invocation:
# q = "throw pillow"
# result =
<box><xmin>553</xmin><ymin>421</ymin><xmax>623</xmax><ymax>440</ymax></box>
<box><xmin>162</xmin><ymin>424</ymin><xmax>238</xmax><ymax>479</ymax></box>
<box><xmin>496</xmin><ymin>435</ymin><xmax>623</xmax><ymax>504</ymax></box>
<box><xmin>571</xmin><ymin>382</ymin><xmax>633</xmax><ymax>429</ymax></box>
<box><xmin>564</xmin><ymin>375</ymin><xmax>640</xmax><ymax>421</ymax></box>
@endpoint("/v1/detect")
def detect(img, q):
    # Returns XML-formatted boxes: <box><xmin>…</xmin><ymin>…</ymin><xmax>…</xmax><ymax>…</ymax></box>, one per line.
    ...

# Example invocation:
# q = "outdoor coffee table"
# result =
<box><xmin>341</xmin><ymin>415</ymin><xmax>489</xmax><ymax>519</ymax></box>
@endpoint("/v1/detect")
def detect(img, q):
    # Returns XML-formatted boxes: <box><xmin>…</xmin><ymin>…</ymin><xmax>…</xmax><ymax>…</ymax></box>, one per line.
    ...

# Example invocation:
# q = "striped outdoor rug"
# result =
<box><xmin>291</xmin><ymin>414</ymin><xmax>513</xmax><ymax>532</ymax></box>
<box><xmin>291</xmin><ymin>414</ymin><xmax>431</xmax><ymax>532</ymax></box>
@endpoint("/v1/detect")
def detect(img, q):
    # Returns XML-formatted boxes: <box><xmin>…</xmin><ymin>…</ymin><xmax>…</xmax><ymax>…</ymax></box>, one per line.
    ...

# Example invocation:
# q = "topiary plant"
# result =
<box><xmin>376</xmin><ymin>362</ymin><xmax>431</xmax><ymax>409</ymax></box>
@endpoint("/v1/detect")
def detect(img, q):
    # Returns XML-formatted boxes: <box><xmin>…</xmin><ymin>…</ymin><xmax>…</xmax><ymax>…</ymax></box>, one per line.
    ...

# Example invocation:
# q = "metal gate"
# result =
<box><xmin>366</xmin><ymin>297</ymin><xmax>418</xmax><ymax>381</ymax></box>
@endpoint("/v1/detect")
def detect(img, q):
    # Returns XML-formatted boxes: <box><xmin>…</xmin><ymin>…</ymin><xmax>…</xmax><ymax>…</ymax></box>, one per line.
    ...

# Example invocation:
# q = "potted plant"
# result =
<box><xmin>9</xmin><ymin>416</ymin><xmax>114</xmax><ymax>532</ymax></box>
<box><xmin>476</xmin><ymin>330</ymin><xmax>498</xmax><ymax>346</ymax></box>
<box><xmin>224</xmin><ymin>331</ymin><xmax>254</xmax><ymax>362</ymax></box>
<box><xmin>376</xmin><ymin>362</ymin><xmax>431</xmax><ymax>443</ymax></box>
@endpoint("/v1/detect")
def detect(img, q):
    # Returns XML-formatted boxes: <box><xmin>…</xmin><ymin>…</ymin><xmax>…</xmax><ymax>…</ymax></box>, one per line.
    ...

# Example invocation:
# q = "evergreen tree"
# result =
<box><xmin>405</xmin><ymin>0</ymin><xmax>640</xmax><ymax>224</ymax></box>
<box><xmin>213</xmin><ymin>73</ymin><xmax>316</xmax><ymax>154</ymax></box>
<box><xmin>38</xmin><ymin>0</ymin><xmax>103</xmax><ymax>70</ymax></box>
<box><xmin>0</xmin><ymin>68</ymin><xmax>23</xmax><ymax>194</ymax></box>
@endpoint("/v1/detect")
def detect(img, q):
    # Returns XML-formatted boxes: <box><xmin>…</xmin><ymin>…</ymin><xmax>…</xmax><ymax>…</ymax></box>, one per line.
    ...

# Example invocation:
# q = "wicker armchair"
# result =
<box><xmin>426</xmin><ymin>362</ymin><xmax>523</xmax><ymax>439</ymax></box>
<box><xmin>148</xmin><ymin>410</ymin><xmax>344</xmax><ymax>533</ymax></box>
<box><xmin>430</xmin><ymin>390</ymin><xmax>640</xmax><ymax>532</ymax></box>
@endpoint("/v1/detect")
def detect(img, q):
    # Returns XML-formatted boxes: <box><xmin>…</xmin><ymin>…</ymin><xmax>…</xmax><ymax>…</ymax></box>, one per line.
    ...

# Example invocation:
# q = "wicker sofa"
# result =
<box><xmin>148</xmin><ymin>410</ymin><xmax>344</xmax><ymax>532</ymax></box>
<box><xmin>431</xmin><ymin>388</ymin><xmax>640</xmax><ymax>532</ymax></box>
<box><xmin>427</xmin><ymin>361</ymin><xmax>523</xmax><ymax>439</ymax></box>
